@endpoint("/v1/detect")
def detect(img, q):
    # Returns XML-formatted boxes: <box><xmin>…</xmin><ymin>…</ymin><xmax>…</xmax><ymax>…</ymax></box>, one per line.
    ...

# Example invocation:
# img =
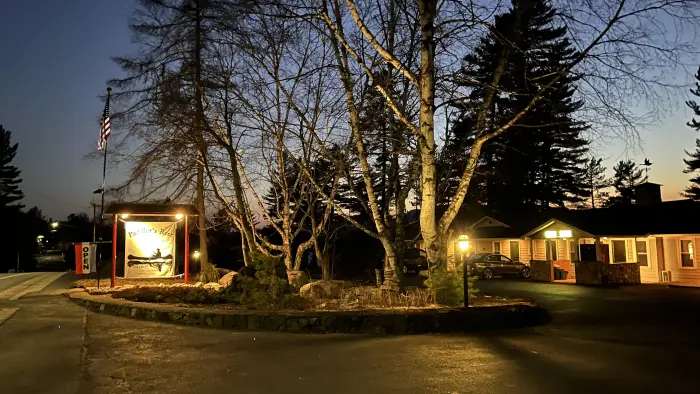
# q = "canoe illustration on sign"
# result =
<box><xmin>126</xmin><ymin>248</ymin><xmax>173</xmax><ymax>270</ymax></box>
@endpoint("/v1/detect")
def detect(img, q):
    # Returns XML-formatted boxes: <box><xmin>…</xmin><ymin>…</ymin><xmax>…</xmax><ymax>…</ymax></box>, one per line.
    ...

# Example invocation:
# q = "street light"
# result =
<box><xmin>458</xmin><ymin>234</ymin><xmax>470</xmax><ymax>251</ymax></box>
<box><xmin>192</xmin><ymin>250</ymin><xmax>200</xmax><ymax>259</ymax></box>
<box><xmin>51</xmin><ymin>221</ymin><xmax>59</xmax><ymax>229</ymax></box>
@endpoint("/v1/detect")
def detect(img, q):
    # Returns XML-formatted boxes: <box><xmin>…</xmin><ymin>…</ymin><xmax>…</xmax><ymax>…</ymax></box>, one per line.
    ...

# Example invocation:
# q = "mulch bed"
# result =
<box><xmin>74</xmin><ymin>279</ymin><xmax>533</xmax><ymax>313</ymax></box>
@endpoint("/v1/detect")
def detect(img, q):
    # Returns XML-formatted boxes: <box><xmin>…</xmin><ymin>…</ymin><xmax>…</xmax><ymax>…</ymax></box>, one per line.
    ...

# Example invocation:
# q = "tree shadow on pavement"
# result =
<box><xmin>478</xmin><ymin>333</ymin><xmax>683</xmax><ymax>394</ymax></box>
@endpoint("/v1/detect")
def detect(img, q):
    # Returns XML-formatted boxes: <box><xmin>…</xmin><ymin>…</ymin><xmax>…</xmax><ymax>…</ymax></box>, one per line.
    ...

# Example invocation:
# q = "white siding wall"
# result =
<box><xmin>533</xmin><ymin>239</ymin><xmax>546</xmax><ymax>260</ymax></box>
<box><xmin>626</xmin><ymin>239</ymin><xmax>634</xmax><ymax>262</ymax></box>
<box><xmin>639</xmin><ymin>237</ymin><xmax>659</xmax><ymax>283</ymax></box>
<box><xmin>502</xmin><ymin>241</ymin><xmax>510</xmax><ymax>258</ymax></box>
<box><xmin>520</xmin><ymin>240</ymin><xmax>532</xmax><ymax>263</ymax></box>
<box><xmin>556</xmin><ymin>239</ymin><xmax>568</xmax><ymax>260</ymax></box>
<box><xmin>663</xmin><ymin>235</ymin><xmax>700</xmax><ymax>285</ymax></box>
<box><xmin>473</xmin><ymin>240</ymin><xmax>493</xmax><ymax>254</ymax></box>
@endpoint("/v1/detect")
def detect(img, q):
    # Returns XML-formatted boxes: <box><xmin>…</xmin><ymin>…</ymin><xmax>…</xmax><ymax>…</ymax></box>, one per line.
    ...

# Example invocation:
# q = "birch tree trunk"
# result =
<box><xmin>323</xmin><ymin>0</ymin><xmax>401</xmax><ymax>290</ymax></box>
<box><xmin>416</xmin><ymin>0</ymin><xmax>442</xmax><ymax>267</ymax></box>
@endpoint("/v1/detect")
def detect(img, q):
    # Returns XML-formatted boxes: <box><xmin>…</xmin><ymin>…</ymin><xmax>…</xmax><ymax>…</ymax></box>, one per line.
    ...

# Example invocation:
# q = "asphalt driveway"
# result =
<box><xmin>2</xmin><ymin>279</ymin><xmax>699</xmax><ymax>393</ymax></box>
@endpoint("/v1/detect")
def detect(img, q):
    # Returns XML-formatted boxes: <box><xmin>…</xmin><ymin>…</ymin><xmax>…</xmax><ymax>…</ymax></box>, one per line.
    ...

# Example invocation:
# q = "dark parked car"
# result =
<box><xmin>464</xmin><ymin>253</ymin><xmax>530</xmax><ymax>279</ymax></box>
<box><xmin>34</xmin><ymin>249</ymin><xmax>66</xmax><ymax>270</ymax></box>
<box><xmin>403</xmin><ymin>248</ymin><xmax>428</xmax><ymax>274</ymax></box>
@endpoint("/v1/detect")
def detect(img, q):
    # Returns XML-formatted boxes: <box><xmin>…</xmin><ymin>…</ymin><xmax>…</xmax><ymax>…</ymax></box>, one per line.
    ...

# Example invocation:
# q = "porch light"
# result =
<box><xmin>192</xmin><ymin>250</ymin><xmax>200</xmax><ymax>259</ymax></box>
<box><xmin>175</xmin><ymin>213</ymin><xmax>184</xmax><ymax>220</ymax></box>
<box><xmin>458</xmin><ymin>234</ymin><xmax>470</xmax><ymax>251</ymax></box>
<box><xmin>559</xmin><ymin>230</ymin><xmax>572</xmax><ymax>238</ymax></box>
<box><xmin>545</xmin><ymin>230</ymin><xmax>557</xmax><ymax>239</ymax></box>
<box><xmin>121</xmin><ymin>213</ymin><xmax>129</xmax><ymax>219</ymax></box>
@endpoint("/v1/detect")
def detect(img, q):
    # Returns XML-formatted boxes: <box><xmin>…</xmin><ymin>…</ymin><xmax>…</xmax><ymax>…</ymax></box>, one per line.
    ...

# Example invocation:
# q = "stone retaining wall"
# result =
<box><xmin>67</xmin><ymin>290</ymin><xmax>549</xmax><ymax>334</ymax></box>
<box><xmin>574</xmin><ymin>261</ymin><xmax>641</xmax><ymax>285</ymax></box>
<box><xmin>530</xmin><ymin>260</ymin><xmax>553</xmax><ymax>282</ymax></box>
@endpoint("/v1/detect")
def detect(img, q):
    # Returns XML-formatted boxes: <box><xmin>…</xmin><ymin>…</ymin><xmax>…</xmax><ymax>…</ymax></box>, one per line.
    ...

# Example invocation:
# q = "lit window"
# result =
<box><xmin>636</xmin><ymin>240</ymin><xmax>648</xmax><ymax>267</ymax></box>
<box><xmin>680</xmin><ymin>240</ymin><xmax>694</xmax><ymax>268</ymax></box>
<box><xmin>559</xmin><ymin>230</ymin><xmax>572</xmax><ymax>238</ymax></box>
<box><xmin>493</xmin><ymin>241</ymin><xmax>501</xmax><ymax>254</ymax></box>
<box><xmin>545</xmin><ymin>230</ymin><xmax>557</xmax><ymax>239</ymax></box>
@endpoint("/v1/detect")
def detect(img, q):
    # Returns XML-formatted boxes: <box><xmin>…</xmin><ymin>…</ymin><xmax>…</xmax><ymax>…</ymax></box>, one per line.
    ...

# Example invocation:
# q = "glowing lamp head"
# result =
<box><xmin>192</xmin><ymin>250</ymin><xmax>200</xmax><ymax>259</ymax></box>
<box><xmin>458</xmin><ymin>234</ymin><xmax>470</xmax><ymax>251</ymax></box>
<box><xmin>121</xmin><ymin>213</ymin><xmax>129</xmax><ymax>219</ymax></box>
<box><xmin>50</xmin><ymin>221</ymin><xmax>59</xmax><ymax>229</ymax></box>
<box><xmin>175</xmin><ymin>213</ymin><xmax>184</xmax><ymax>220</ymax></box>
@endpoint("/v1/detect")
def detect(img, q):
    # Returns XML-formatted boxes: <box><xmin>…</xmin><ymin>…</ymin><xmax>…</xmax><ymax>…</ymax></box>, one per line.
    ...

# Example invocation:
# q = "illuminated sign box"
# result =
<box><xmin>545</xmin><ymin>230</ymin><xmax>572</xmax><ymax>239</ymax></box>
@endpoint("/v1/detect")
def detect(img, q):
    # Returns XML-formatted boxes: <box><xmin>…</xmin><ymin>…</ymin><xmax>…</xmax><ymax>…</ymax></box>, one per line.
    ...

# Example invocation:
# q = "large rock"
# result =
<box><xmin>299</xmin><ymin>281</ymin><xmax>342</xmax><ymax>300</ymax></box>
<box><xmin>216</xmin><ymin>267</ymin><xmax>232</xmax><ymax>277</ymax></box>
<box><xmin>204</xmin><ymin>283</ymin><xmax>223</xmax><ymax>291</ymax></box>
<box><xmin>287</xmin><ymin>271</ymin><xmax>310</xmax><ymax>292</ymax></box>
<box><xmin>218</xmin><ymin>271</ymin><xmax>238</xmax><ymax>287</ymax></box>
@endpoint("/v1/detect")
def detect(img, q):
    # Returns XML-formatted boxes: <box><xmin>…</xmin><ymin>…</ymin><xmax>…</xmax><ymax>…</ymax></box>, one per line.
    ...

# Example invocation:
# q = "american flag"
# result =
<box><xmin>97</xmin><ymin>95</ymin><xmax>111</xmax><ymax>150</ymax></box>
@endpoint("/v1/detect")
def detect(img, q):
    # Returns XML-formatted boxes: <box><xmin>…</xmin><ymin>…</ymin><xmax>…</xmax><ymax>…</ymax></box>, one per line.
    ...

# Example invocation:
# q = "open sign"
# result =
<box><xmin>75</xmin><ymin>243</ymin><xmax>97</xmax><ymax>274</ymax></box>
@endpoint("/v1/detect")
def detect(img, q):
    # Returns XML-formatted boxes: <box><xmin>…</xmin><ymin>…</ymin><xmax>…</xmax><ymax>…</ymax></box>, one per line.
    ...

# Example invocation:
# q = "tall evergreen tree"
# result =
<box><xmin>440</xmin><ymin>0</ymin><xmax>588</xmax><ymax>214</ymax></box>
<box><xmin>682</xmin><ymin>67</ymin><xmax>700</xmax><ymax>200</ymax></box>
<box><xmin>608</xmin><ymin>159</ymin><xmax>645</xmax><ymax>205</ymax></box>
<box><xmin>0</xmin><ymin>125</ymin><xmax>23</xmax><ymax>210</ymax></box>
<box><xmin>580</xmin><ymin>156</ymin><xmax>611</xmax><ymax>208</ymax></box>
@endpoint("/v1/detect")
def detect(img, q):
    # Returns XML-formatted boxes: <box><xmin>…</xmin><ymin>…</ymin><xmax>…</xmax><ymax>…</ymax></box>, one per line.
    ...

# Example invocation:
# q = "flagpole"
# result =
<box><xmin>97</xmin><ymin>87</ymin><xmax>112</xmax><ymax>289</ymax></box>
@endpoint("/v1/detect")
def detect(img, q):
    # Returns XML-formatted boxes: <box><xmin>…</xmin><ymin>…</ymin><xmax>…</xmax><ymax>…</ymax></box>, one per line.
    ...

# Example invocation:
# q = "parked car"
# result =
<box><xmin>403</xmin><ymin>248</ymin><xmax>429</xmax><ymax>274</ymax></box>
<box><xmin>464</xmin><ymin>253</ymin><xmax>530</xmax><ymax>279</ymax></box>
<box><xmin>34</xmin><ymin>249</ymin><xmax>66</xmax><ymax>270</ymax></box>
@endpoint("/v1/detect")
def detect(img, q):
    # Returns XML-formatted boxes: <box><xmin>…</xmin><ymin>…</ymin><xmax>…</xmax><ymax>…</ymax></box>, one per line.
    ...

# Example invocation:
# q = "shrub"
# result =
<box><xmin>422</xmin><ymin>266</ymin><xmax>479</xmax><ymax>307</ymax></box>
<box><xmin>217</xmin><ymin>253</ymin><xmax>306</xmax><ymax>310</ymax></box>
<box><xmin>199</xmin><ymin>262</ymin><xmax>221</xmax><ymax>283</ymax></box>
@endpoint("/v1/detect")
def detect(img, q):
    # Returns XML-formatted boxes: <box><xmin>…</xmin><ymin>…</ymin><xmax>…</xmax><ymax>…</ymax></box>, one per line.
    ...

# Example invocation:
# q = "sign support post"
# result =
<box><xmin>111</xmin><ymin>215</ymin><xmax>117</xmax><ymax>288</ymax></box>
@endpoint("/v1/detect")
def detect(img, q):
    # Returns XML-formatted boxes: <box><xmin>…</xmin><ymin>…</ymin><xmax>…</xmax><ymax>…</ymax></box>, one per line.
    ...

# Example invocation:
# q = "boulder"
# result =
<box><xmin>203</xmin><ymin>283</ymin><xmax>223</xmax><ymax>291</ymax></box>
<box><xmin>299</xmin><ymin>281</ymin><xmax>342</xmax><ymax>300</ymax></box>
<box><xmin>218</xmin><ymin>271</ymin><xmax>238</xmax><ymax>287</ymax></box>
<box><xmin>287</xmin><ymin>271</ymin><xmax>310</xmax><ymax>292</ymax></box>
<box><xmin>216</xmin><ymin>267</ymin><xmax>232</xmax><ymax>277</ymax></box>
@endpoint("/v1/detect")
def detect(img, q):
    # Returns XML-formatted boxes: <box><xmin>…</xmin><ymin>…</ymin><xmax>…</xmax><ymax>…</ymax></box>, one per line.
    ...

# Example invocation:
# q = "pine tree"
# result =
<box><xmin>682</xmin><ymin>67</ymin><xmax>700</xmax><ymax>200</ymax></box>
<box><xmin>440</xmin><ymin>0</ymin><xmax>589</xmax><ymax>214</ymax></box>
<box><xmin>580</xmin><ymin>157</ymin><xmax>610</xmax><ymax>208</ymax></box>
<box><xmin>608</xmin><ymin>160</ymin><xmax>646</xmax><ymax>205</ymax></box>
<box><xmin>0</xmin><ymin>125</ymin><xmax>24</xmax><ymax>210</ymax></box>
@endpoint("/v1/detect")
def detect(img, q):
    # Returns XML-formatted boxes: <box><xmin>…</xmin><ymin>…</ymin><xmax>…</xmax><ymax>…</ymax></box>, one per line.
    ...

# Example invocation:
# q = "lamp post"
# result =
<box><xmin>458</xmin><ymin>234</ymin><xmax>470</xmax><ymax>252</ymax></box>
<box><xmin>458</xmin><ymin>234</ymin><xmax>470</xmax><ymax>308</ymax></box>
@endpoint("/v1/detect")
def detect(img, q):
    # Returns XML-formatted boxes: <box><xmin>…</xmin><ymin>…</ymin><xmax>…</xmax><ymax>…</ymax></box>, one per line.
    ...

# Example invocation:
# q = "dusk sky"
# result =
<box><xmin>1</xmin><ymin>1</ymin><xmax>699</xmax><ymax>220</ymax></box>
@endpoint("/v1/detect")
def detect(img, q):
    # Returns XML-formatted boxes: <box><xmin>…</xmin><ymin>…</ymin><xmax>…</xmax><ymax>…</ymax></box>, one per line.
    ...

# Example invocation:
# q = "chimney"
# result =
<box><xmin>634</xmin><ymin>182</ymin><xmax>662</xmax><ymax>206</ymax></box>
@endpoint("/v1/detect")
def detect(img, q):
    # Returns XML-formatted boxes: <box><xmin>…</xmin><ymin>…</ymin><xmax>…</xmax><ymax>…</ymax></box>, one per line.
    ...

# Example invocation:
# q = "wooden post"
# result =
<box><xmin>594</xmin><ymin>237</ymin><xmax>603</xmax><ymax>262</ymax></box>
<box><xmin>111</xmin><ymin>215</ymin><xmax>117</xmax><ymax>288</ymax></box>
<box><xmin>184</xmin><ymin>216</ymin><xmax>190</xmax><ymax>284</ymax></box>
